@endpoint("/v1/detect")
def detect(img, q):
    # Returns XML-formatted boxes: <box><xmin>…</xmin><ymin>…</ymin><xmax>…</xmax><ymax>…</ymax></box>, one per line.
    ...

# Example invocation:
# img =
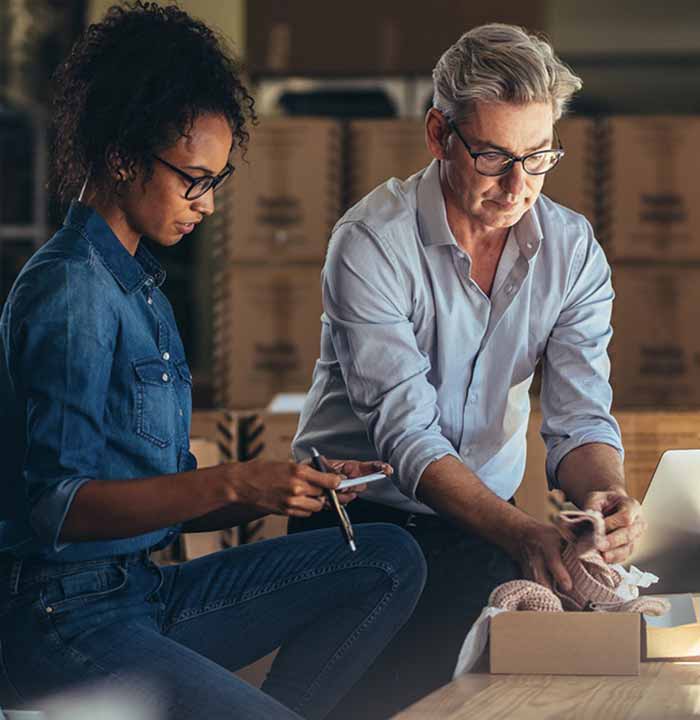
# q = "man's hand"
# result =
<box><xmin>583</xmin><ymin>489</ymin><xmax>646</xmax><ymax>563</ymax></box>
<box><xmin>514</xmin><ymin>519</ymin><xmax>573</xmax><ymax>592</ymax></box>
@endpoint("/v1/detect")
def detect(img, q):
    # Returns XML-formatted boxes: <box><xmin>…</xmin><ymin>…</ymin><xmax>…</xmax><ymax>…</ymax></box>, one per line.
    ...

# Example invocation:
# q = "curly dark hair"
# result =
<box><xmin>50</xmin><ymin>1</ymin><xmax>256</xmax><ymax>205</ymax></box>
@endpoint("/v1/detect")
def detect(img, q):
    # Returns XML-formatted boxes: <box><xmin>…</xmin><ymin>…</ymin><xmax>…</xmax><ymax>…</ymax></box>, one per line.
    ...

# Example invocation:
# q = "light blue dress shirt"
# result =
<box><xmin>293</xmin><ymin>160</ymin><xmax>623</xmax><ymax>515</ymax></box>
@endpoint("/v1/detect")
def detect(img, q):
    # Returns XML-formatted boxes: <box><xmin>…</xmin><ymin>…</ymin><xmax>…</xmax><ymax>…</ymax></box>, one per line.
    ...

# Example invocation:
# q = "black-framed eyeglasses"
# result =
<box><xmin>152</xmin><ymin>154</ymin><xmax>234</xmax><ymax>199</ymax></box>
<box><xmin>447</xmin><ymin>120</ymin><xmax>565</xmax><ymax>177</ymax></box>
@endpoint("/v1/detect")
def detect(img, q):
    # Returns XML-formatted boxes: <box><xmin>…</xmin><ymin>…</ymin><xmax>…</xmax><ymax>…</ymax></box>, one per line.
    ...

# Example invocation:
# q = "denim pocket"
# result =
<box><xmin>39</xmin><ymin>563</ymin><xmax>127</xmax><ymax>616</ymax></box>
<box><xmin>133</xmin><ymin>357</ymin><xmax>177</xmax><ymax>447</ymax></box>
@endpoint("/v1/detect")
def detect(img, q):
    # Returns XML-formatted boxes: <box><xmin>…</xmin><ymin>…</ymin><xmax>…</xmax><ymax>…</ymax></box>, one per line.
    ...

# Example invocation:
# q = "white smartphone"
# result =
<box><xmin>337</xmin><ymin>472</ymin><xmax>387</xmax><ymax>491</ymax></box>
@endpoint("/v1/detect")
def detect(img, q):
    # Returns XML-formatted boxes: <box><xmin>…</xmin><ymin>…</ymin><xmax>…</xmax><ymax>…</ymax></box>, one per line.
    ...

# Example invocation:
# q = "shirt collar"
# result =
<box><xmin>64</xmin><ymin>201</ymin><xmax>166</xmax><ymax>293</ymax></box>
<box><xmin>416</xmin><ymin>159</ymin><xmax>458</xmax><ymax>248</ymax></box>
<box><xmin>416</xmin><ymin>159</ymin><xmax>544</xmax><ymax>260</ymax></box>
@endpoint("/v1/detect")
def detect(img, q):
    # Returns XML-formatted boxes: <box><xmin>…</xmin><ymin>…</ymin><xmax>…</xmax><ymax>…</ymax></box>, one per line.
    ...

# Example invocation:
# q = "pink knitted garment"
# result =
<box><xmin>488</xmin><ymin>509</ymin><xmax>670</xmax><ymax>617</ymax></box>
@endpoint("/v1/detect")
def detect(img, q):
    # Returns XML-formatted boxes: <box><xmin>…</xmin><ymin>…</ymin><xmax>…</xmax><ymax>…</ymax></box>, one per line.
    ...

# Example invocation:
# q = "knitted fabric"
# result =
<box><xmin>487</xmin><ymin>509</ymin><xmax>670</xmax><ymax>617</ymax></box>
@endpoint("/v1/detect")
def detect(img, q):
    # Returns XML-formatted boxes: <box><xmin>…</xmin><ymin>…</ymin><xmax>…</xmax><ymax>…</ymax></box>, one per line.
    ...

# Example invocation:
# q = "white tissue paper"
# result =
<box><xmin>453</xmin><ymin>606</ymin><xmax>507</xmax><ymax>678</ymax></box>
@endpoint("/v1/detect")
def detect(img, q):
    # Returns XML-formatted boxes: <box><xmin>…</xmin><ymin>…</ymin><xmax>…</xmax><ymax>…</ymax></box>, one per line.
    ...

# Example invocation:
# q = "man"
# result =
<box><xmin>291</xmin><ymin>23</ymin><xmax>645</xmax><ymax>717</ymax></box>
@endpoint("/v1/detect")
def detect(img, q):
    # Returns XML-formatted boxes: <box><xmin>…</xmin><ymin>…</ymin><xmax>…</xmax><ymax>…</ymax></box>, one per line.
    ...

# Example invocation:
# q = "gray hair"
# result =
<box><xmin>432</xmin><ymin>24</ymin><xmax>582</xmax><ymax>123</ymax></box>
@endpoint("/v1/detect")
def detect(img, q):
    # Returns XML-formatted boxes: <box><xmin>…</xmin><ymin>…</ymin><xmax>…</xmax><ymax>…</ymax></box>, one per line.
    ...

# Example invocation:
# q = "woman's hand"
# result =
<box><xmin>225</xmin><ymin>460</ymin><xmax>342</xmax><ymax>517</ymax></box>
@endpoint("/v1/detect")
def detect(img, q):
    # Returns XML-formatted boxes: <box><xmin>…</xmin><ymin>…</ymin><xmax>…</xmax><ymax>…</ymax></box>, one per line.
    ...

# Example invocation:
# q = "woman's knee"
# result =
<box><xmin>355</xmin><ymin>523</ymin><xmax>427</xmax><ymax>595</ymax></box>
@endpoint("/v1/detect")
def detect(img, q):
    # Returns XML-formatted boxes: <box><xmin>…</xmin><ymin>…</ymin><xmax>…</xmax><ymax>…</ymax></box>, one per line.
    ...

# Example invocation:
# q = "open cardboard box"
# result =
<box><xmin>490</xmin><ymin>611</ymin><xmax>641</xmax><ymax>675</ymax></box>
<box><xmin>488</xmin><ymin>594</ymin><xmax>700</xmax><ymax>676</ymax></box>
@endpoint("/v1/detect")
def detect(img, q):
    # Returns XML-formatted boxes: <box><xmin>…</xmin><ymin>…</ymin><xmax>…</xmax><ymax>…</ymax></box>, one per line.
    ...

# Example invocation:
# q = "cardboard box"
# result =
<box><xmin>543</xmin><ymin>117</ymin><xmax>595</xmax><ymax>222</ymax></box>
<box><xmin>218</xmin><ymin>117</ymin><xmax>341</xmax><ymax>262</ymax></box>
<box><xmin>348</xmin><ymin>119</ymin><xmax>433</xmax><ymax>205</ymax></box>
<box><xmin>644</xmin><ymin>595</ymin><xmax>700</xmax><ymax>661</ymax></box>
<box><xmin>490</xmin><ymin>611</ymin><xmax>641</xmax><ymax>675</ymax></box>
<box><xmin>214</xmin><ymin>265</ymin><xmax>323</xmax><ymax>409</ymax></box>
<box><xmin>189</xmin><ymin>437</ymin><xmax>220</xmax><ymax>469</ymax></box>
<box><xmin>191</xmin><ymin>409</ymin><xmax>240</xmax><ymax>463</ymax></box>
<box><xmin>607</xmin><ymin>116</ymin><xmax>700</xmax><ymax>260</ymax></box>
<box><xmin>610</xmin><ymin>265</ymin><xmax>700</xmax><ymax>407</ymax></box>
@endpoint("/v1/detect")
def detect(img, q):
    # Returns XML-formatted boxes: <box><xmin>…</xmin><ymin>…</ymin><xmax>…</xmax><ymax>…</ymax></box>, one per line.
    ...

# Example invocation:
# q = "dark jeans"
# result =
<box><xmin>0</xmin><ymin>524</ymin><xmax>426</xmax><ymax>720</ymax></box>
<box><xmin>289</xmin><ymin>500</ymin><xmax>520</xmax><ymax>719</ymax></box>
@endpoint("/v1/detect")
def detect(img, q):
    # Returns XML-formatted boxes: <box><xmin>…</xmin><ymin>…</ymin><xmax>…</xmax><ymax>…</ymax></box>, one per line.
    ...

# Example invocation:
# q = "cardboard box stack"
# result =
<box><xmin>606</xmin><ymin>116</ymin><xmax>700</xmax><ymax>407</ymax></box>
<box><xmin>543</xmin><ymin>116</ymin><xmax>596</xmax><ymax>222</ymax></box>
<box><xmin>347</xmin><ymin>119</ymin><xmax>433</xmax><ymax>206</ymax></box>
<box><xmin>212</xmin><ymin>117</ymin><xmax>342</xmax><ymax>409</ymax></box>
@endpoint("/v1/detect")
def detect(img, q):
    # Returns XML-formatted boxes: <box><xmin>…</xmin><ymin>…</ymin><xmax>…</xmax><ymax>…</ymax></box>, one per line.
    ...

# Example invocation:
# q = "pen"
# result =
<box><xmin>310</xmin><ymin>446</ymin><xmax>357</xmax><ymax>552</ymax></box>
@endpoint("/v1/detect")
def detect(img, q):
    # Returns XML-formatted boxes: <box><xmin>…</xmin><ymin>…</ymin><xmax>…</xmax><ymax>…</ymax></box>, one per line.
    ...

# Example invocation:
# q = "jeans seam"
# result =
<box><xmin>42</xmin><ymin>610</ymin><xmax>120</xmax><ymax>681</ymax></box>
<box><xmin>163</xmin><ymin>559</ymin><xmax>396</xmax><ymax>630</ymax></box>
<box><xmin>293</xmin><ymin>567</ymin><xmax>400</xmax><ymax>713</ymax></box>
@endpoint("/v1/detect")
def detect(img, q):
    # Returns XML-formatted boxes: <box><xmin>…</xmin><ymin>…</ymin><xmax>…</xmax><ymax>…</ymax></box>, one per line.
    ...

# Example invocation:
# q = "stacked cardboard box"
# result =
<box><xmin>610</xmin><ymin>266</ymin><xmax>700</xmax><ymax>407</ymax></box>
<box><xmin>606</xmin><ymin>116</ymin><xmax>700</xmax><ymax>407</ymax></box>
<box><xmin>212</xmin><ymin>117</ymin><xmax>342</xmax><ymax>409</ymax></box>
<box><xmin>347</xmin><ymin>119</ymin><xmax>433</xmax><ymax>206</ymax></box>
<box><xmin>543</xmin><ymin>116</ymin><xmax>596</xmax><ymax>222</ymax></box>
<box><xmin>606</xmin><ymin>116</ymin><xmax>700</xmax><ymax>262</ymax></box>
<box><xmin>214</xmin><ymin>265</ymin><xmax>324</xmax><ymax>409</ymax></box>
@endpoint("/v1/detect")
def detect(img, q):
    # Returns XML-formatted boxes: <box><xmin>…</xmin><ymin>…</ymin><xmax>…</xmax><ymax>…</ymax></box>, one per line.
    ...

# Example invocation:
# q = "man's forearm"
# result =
<box><xmin>556</xmin><ymin>442</ymin><xmax>625</xmax><ymax>508</ymax></box>
<box><xmin>416</xmin><ymin>455</ymin><xmax>535</xmax><ymax>558</ymax></box>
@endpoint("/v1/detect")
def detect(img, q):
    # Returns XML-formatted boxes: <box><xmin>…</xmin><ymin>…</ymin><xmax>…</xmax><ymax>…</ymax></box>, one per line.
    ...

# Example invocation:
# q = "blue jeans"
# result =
<box><xmin>0</xmin><ymin>524</ymin><xmax>425</xmax><ymax>719</ymax></box>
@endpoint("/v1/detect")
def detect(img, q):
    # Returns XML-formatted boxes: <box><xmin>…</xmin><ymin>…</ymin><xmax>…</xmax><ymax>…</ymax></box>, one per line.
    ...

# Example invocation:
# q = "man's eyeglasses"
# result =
<box><xmin>447</xmin><ymin>120</ymin><xmax>565</xmax><ymax>177</ymax></box>
<box><xmin>152</xmin><ymin>154</ymin><xmax>234</xmax><ymax>199</ymax></box>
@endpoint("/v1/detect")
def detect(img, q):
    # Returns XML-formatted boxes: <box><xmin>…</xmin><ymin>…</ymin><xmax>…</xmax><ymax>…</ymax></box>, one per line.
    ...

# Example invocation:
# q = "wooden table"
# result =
<box><xmin>394</xmin><ymin>663</ymin><xmax>700</xmax><ymax>719</ymax></box>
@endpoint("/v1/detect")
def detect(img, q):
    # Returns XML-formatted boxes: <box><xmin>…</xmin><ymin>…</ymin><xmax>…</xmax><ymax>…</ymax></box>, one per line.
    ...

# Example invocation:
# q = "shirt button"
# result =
<box><xmin>505</xmin><ymin>284</ymin><xmax>515</xmax><ymax>294</ymax></box>
<box><xmin>46</xmin><ymin>606</ymin><xmax>54</xmax><ymax>614</ymax></box>
<box><xmin>162</xmin><ymin>373</ymin><xmax>169</xmax><ymax>382</ymax></box>
<box><xmin>464</xmin><ymin>447</ymin><xmax>472</xmax><ymax>456</ymax></box>
<box><xmin>179</xmin><ymin>408</ymin><xmax>184</xmax><ymax>417</ymax></box>
<box><xmin>162</xmin><ymin>352</ymin><xmax>170</xmax><ymax>361</ymax></box>
<box><xmin>147</xmin><ymin>296</ymin><xmax>153</xmax><ymax>305</ymax></box>
<box><xmin>526</xmin><ymin>242</ymin><xmax>534</xmax><ymax>249</ymax></box>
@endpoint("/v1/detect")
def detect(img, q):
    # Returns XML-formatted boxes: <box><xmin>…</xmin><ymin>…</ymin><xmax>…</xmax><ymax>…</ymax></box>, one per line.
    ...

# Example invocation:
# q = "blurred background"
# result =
<box><xmin>3</xmin><ymin>0</ymin><xmax>700</xmax><ymax>539</ymax></box>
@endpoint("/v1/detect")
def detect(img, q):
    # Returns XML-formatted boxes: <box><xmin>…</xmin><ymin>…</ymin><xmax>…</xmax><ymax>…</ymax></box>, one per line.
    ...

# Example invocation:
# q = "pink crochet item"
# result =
<box><xmin>488</xmin><ymin>509</ymin><xmax>670</xmax><ymax>617</ymax></box>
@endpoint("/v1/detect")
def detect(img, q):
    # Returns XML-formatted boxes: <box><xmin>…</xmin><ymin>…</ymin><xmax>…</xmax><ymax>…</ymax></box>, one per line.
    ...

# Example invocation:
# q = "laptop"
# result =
<box><xmin>628</xmin><ymin>449</ymin><xmax>700</xmax><ymax>595</ymax></box>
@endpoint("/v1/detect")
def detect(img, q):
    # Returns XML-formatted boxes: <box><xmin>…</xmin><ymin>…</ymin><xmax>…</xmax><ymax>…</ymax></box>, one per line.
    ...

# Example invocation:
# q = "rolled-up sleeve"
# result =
<box><xmin>13</xmin><ymin>260</ymin><xmax>116</xmax><ymax>551</ymax></box>
<box><xmin>324</xmin><ymin>222</ymin><xmax>460</xmax><ymax>500</ymax></box>
<box><xmin>540</xmin><ymin>227</ymin><xmax>623</xmax><ymax>489</ymax></box>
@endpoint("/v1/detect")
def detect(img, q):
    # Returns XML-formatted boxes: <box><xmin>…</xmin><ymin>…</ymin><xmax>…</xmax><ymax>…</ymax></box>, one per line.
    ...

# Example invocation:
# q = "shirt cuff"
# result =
<box><xmin>30</xmin><ymin>476</ymin><xmax>92</xmax><ymax>553</ymax></box>
<box><xmin>545</xmin><ymin>432</ymin><xmax>624</xmax><ymax>490</ymax></box>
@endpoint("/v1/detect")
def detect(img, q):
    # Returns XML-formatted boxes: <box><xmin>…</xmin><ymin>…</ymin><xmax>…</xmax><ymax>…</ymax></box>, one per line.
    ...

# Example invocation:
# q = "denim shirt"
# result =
<box><xmin>0</xmin><ymin>201</ymin><xmax>194</xmax><ymax>561</ymax></box>
<box><xmin>293</xmin><ymin>160</ymin><xmax>622</xmax><ymax>515</ymax></box>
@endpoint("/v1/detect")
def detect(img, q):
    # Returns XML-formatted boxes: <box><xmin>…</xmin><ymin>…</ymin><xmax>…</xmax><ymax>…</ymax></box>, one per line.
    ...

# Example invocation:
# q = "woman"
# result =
<box><xmin>0</xmin><ymin>4</ymin><xmax>426</xmax><ymax>718</ymax></box>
